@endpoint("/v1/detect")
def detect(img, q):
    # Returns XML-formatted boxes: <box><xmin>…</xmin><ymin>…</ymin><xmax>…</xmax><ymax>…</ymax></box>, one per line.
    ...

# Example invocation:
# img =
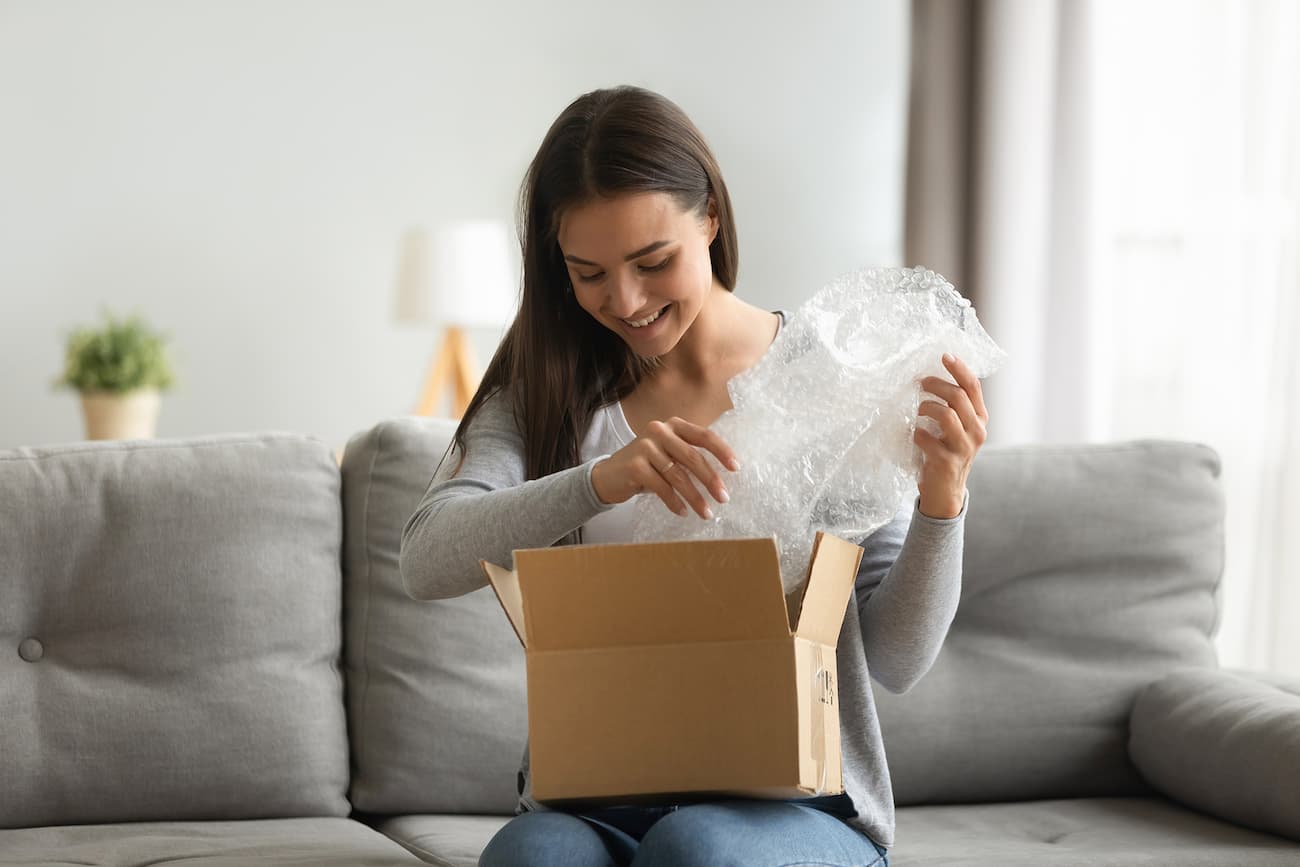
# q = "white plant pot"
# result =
<box><xmin>79</xmin><ymin>388</ymin><xmax>162</xmax><ymax>440</ymax></box>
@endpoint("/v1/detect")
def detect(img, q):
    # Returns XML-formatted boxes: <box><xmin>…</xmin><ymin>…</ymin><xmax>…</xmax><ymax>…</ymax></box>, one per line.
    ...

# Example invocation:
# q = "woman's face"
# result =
<box><xmin>557</xmin><ymin>191</ymin><xmax>718</xmax><ymax>358</ymax></box>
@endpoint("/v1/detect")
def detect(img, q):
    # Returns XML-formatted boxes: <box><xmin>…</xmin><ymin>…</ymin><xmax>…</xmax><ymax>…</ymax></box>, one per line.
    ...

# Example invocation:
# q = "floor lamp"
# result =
<box><xmin>394</xmin><ymin>221</ymin><xmax>515</xmax><ymax>418</ymax></box>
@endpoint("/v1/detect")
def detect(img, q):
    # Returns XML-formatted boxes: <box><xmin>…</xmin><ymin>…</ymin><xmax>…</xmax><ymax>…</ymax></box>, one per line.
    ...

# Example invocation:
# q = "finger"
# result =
<box><xmin>943</xmin><ymin>354</ymin><xmax>989</xmax><ymax>421</ymax></box>
<box><xmin>666</xmin><ymin>445</ymin><xmax>729</xmax><ymax>507</ymax></box>
<box><xmin>659</xmin><ymin>418</ymin><xmax>733</xmax><ymax>504</ymax></box>
<box><xmin>913</xmin><ymin>424</ymin><xmax>943</xmax><ymax>456</ymax></box>
<box><xmin>669</xmin><ymin>417</ymin><xmax>741</xmax><ymax>473</ymax></box>
<box><xmin>917</xmin><ymin>400</ymin><xmax>965</xmax><ymax>453</ymax></box>
<box><xmin>640</xmin><ymin>446</ymin><xmax>689</xmax><ymax>517</ymax></box>
<box><xmin>912</xmin><ymin>425</ymin><xmax>957</xmax><ymax>466</ymax></box>
<box><xmin>641</xmin><ymin>437</ymin><xmax>712</xmax><ymax>519</ymax></box>
<box><xmin>920</xmin><ymin>376</ymin><xmax>980</xmax><ymax>434</ymax></box>
<box><xmin>661</xmin><ymin>462</ymin><xmax>714</xmax><ymax>519</ymax></box>
<box><xmin>660</xmin><ymin>432</ymin><xmax>730</xmax><ymax>505</ymax></box>
<box><xmin>648</xmin><ymin>473</ymin><xmax>688</xmax><ymax>517</ymax></box>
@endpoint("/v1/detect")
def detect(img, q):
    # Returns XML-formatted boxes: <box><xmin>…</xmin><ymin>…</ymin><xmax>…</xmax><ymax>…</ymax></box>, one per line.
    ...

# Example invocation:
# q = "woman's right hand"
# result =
<box><xmin>590</xmin><ymin>417</ymin><xmax>739</xmax><ymax>519</ymax></box>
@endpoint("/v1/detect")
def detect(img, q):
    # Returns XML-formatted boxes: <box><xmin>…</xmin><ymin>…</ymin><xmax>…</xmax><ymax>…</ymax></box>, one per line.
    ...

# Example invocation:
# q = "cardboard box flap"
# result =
<box><xmin>514</xmin><ymin>538</ymin><xmax>791</xmax><ymax>651</ymax></box>
<box><xmin>792</xmin><ymin>532</ymin><xmax>864</xmax><ymax>645</ymax></box>
<box><xmin>480</xmin><ymin>559</ymin><xmax>528</xmax><ymax>648</ymax></box>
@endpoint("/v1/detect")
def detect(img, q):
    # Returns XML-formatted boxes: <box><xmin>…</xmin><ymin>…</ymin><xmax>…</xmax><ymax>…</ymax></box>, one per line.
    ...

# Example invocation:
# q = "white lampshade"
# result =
<box><xmin>394</xmin><ymin>220</ymin><xmax>517</xmax><ymax>328</ymax></box>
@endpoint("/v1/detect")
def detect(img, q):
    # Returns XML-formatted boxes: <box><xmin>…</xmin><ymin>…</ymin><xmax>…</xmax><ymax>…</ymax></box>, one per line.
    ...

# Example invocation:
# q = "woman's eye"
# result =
<box><xmin>639</xmin><ymin>257</ymin><xmax>672</xmax><ymax>273</ymax></box>
<box><xmin>576</xmin><ymin>272</ymin><xmax>603</xmax><ymax>283</ymax></box>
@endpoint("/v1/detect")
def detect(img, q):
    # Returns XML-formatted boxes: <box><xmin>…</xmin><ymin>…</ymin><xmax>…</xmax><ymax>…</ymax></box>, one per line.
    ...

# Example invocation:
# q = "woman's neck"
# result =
<box><xmin>655</xmin><ymin>283</ymin><xmax>778</xmax><ymax>388</ymax></box>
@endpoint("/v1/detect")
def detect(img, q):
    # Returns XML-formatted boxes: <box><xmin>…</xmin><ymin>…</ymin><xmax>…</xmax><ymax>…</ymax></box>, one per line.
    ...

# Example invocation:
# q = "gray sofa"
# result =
<box><xmin>2</xmin><ymin>418</ymin><xmax>1297</xmax><ymax>867</ymax></box>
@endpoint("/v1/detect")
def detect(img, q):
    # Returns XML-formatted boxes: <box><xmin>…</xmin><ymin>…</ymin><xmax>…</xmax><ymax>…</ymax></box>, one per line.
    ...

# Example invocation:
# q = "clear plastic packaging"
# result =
<box><xmin>631</xmin><ymin>266</ymin><xmax>1007</xmax><ymax>591</ymax></box>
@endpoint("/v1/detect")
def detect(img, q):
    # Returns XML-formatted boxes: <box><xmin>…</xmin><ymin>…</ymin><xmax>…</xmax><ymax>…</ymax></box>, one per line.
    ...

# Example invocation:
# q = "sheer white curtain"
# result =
<box><xmin>906</xmin><ymin>0</ymin><xmax>1300</xmax><ymax>674</ymax></box>
<box><xmin>1090</xmin><ymin>0</ymin><xmax>1300</xmax><ymax>674</ymax></box>
<box><xmin>904</xmin><ymin>0</ymin><xmax>1098</xmax><ymax>443</ymax></box>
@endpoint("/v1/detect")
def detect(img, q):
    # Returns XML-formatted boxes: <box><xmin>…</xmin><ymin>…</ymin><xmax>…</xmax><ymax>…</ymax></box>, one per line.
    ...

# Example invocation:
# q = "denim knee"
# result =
<box><xmin>632</xmin><ymin>802</ymin><xmax>886</xmax><ymax>867</ymax></box>
<box><xmin>479</xmin><ymin>810</ymin><xmax>619</xmax><ymax>867</ymax></box>
<box><xmin>633</xmin><ymin>805</ymin><xmax>742</xmax><ymax>867</ymax></box>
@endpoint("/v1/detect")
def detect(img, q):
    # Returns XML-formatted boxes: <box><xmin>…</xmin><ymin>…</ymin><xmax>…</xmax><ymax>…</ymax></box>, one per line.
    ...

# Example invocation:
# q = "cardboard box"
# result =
<box><xmin>479</xmin><ymin>530</ymin><xmax>863</xmax><ymax>807</ymax></box>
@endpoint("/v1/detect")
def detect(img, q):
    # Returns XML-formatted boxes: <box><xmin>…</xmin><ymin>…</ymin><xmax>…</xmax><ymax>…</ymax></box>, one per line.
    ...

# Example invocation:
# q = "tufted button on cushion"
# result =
<box><xmin>18</xmin><ymin>638</ymin><xmax>43</xmax><ymax>662</ymax></box>
<box><xmin>0</xmin><ymin>432</ymin><xmax>350</xmax><ymax>829</ymax></box>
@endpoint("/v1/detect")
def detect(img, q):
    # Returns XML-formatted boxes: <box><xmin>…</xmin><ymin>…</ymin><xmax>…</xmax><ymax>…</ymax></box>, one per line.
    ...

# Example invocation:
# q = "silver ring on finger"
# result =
<box><xmin>658</xmin><ymin>461</ymin><xmax>676</xmax><ymax>474</ymax></box>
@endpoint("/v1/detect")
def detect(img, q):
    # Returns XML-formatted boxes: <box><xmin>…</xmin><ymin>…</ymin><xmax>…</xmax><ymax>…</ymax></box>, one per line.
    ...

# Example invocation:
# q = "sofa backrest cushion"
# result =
<box><xmin>0</xmin><ymin>434</ymin><xmax>350</xmax><ymax>829</ymax></box>
<box><xmin>874</xmin><ymin>440</ymin><xmax>1223</xmax><ymax>805</ymax></box>
<box><xmin>341</xmin><ymin>418</ymin><xmax>526</xmax><ymax>815</ymax></box>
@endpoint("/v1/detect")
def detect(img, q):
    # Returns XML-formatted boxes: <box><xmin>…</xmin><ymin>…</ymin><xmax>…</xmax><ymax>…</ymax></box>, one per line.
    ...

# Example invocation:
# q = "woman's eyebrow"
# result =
<box><xmin>564</xmin><ymin>240</ymin><xmax>673</xmax><ymax>267</ymax></box>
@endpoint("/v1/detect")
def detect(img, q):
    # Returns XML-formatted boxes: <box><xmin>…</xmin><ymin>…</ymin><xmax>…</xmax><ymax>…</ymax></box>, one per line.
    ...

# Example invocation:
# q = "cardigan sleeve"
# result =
<box><xmin>399</xmin><ymin>390</ymin><xmax>616</xmax><ymax>601</ymax></box>
<box><xmin>853</xmin><ymin>492</ymin><xmax>967</xmax><ymax>693</ymax></box>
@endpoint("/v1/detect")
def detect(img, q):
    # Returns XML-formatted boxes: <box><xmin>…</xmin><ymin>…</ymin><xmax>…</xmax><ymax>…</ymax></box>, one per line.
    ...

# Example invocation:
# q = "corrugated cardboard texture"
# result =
<box><xmin>514</xmin><ymin>538</ymin><xmax>790</xmax><ymax>650</ymax></box>
<box><xmin>480</xmin><ymin>532</ymin><xmax>864</xmax><ymax>804</ymax></box>
<box><xmin>481</xmin><ymin>560</ymin><xmax>526</xmax><ymax>648</ymax></box>
<box><xmin>529</xmin><ymin>638</ymin><xmax>799</xmax><ymax>802</ymax></box>
<box><xmin>794</xmin><ymin>532</ymin><xmax>866</xmax><ymax>644</ymax></box>
<box><xmin>796</xmin><ymin>637</ymin><xmax>842</xmax><ymax>794</ymax></box>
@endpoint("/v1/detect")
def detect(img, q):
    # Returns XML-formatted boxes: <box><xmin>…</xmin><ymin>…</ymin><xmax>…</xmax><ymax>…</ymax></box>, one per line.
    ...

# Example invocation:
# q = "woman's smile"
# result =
<box><xmin>559</xmin><ymin>191</ymin><xmax>718</xmax><ymax>359</ymax></box>
<box><xmin>620</xmin><ymin>303</ymin><xmax>672</xmax><ymax>333</ymax></box>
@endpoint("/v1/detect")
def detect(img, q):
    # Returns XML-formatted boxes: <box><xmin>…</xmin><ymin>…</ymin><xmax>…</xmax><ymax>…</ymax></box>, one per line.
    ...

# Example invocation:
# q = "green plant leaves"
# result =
<box><xmin>53</xmin><ymin>310</ymin><xmax>176</xmax><ymax>394</ymax></box>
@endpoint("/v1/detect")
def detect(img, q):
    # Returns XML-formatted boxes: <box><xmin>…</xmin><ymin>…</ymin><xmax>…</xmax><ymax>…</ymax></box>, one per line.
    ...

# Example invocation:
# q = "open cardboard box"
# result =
<box><xmin>479</xmin><ymin>530</ymin><xmax>864</xmax><ymax>807</ymax></box>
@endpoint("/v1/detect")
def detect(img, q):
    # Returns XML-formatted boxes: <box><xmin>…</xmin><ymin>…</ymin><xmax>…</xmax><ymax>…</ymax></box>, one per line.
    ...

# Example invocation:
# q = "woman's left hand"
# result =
<box><xmin>914</xmin><ymin>353</ymin><xmax>989</xmax><ymax>519</ymax></box>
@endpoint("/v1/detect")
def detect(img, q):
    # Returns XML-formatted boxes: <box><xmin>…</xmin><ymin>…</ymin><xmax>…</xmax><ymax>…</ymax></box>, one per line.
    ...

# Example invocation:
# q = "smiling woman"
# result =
<box><xmin>454</xmin><ymin>85</ymin><xmax>744</xmax><ymax>489</ymax></box>
<box><xmin>399</xmin><ymin>84</ymin><xmax>987</xmax><ymax>867</ymax></box>
<box><xmin>559</xmin><ymin>193</ymin><xmax>715</xmax><ymax>353</ymax></box>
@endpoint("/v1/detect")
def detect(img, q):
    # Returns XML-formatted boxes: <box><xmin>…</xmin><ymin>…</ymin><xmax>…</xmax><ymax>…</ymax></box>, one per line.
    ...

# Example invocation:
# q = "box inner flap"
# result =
<box><xmin>793</xmin><ymin>532</ymin><xmax>864</xmax><ymax>644</ymax></box>
<box><xmin>480</xmin><ymin>559</ymin><xmax>527</xmax><ymax>648</ymax></box>
<box><xmin>516</xmin><ymin>538</ymin><xmax>790</xmax><ymax>651</ymax></box>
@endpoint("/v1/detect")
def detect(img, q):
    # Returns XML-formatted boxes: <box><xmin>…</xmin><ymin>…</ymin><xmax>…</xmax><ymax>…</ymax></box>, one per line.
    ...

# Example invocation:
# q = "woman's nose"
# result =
<box><xmin>605</xmin><ymin>274</ymin><xmax>648</xmax><ymax>318</ymax></box>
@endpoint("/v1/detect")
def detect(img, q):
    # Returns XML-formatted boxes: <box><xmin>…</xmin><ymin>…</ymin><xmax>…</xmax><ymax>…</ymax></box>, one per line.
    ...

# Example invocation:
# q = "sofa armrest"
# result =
<box><xmin>1129</xmin><ymin>667</ymin><xmax>1300</xmax><ymax>842</ymax></box>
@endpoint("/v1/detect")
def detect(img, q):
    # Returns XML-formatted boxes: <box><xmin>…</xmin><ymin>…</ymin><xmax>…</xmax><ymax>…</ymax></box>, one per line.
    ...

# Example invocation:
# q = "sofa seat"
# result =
<box><xmin>376</xmin><ymin>814</ymin><xmax>509</xmax><ymax>867</ymax></box>
<box><xmin>891</xmin><ymin>797</ymin><xmax>1300</xmax><ymax>866</ymax></box>
<box><xmin>372</xmin><ymin>797</ymin><xmax>1300</xmax><ymax>867</ymax></box>
<box><xmin>0</xmin><ymin>817</ymin><xmax>423</xmax><ymax>866</ymax></box>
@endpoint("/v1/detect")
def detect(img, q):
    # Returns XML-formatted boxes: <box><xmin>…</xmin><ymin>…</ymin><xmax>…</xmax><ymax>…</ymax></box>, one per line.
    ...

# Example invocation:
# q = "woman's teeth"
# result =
<box><xmin>624</xmin><ymin>306</ymin><xmax>667</xmax><ymax>328</ymax></box>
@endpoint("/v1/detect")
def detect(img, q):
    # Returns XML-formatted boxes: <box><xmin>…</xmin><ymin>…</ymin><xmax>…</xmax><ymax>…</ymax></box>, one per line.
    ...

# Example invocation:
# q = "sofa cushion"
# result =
<box><xmin>376</xmin><ymin>814</ymin><xmax>509</xmax><ymax>867</ymax></box>
<box><xmin>0</xmin><ymin>817</ymin><xmax>422</xmax><ymax>866</ymax></box>
<box><xmin>874</xmin><ymin>441</ymin><xmax>1223</xmax><ymax>804</ymax></box>
<box><xmin>373</xmin><ymin>799</ymin><xmax>1300</xmax><ymax>867</ymax></box>
<box><xmin>0</xmin><ymin>434</ymin><xmax>350</xmax><ymax>828</ymax></box>
<box><xmin>341</xmin><ymin>418</ymin><xmax>526</xmax><ymax>815</ymax></box>
<box><xmin>890</xmin><ymin>797</ymin><xmax>1300</xmax><ymax>866</ymax></box>
<box><xmin>1130</xmin><ymin>668</ymin><xmax>1300</xmax><ymax>842</ymax></box>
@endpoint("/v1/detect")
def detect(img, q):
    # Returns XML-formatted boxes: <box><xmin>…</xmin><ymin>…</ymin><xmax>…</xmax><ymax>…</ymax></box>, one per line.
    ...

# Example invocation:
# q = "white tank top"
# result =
<box><xmin>577</xmin><ymin>400</ymin><xmax>640</xmax><ymax>544</ymax></box>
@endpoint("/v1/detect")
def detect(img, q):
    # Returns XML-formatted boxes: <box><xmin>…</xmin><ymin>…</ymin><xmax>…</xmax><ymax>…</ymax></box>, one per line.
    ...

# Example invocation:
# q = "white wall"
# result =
<box><xmin>0</xmin><ymin>0</ymin><xmax>909</xmax><ymax>452</ymax></box>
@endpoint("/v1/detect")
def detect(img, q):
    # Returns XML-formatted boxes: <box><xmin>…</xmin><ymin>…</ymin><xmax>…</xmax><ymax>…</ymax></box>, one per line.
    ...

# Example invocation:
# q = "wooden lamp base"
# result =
<box><xmin>416</xmin><ymin>326</ymin><xmax>478</xmax><ymax>418</ymax></box>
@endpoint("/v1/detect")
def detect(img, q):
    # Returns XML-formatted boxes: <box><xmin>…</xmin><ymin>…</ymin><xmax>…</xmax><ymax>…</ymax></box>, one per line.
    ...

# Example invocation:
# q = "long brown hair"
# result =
<box><xmin>448</xmin><ymin>85</ymin><xmax>739</xmax><ymax>487</ymax></box>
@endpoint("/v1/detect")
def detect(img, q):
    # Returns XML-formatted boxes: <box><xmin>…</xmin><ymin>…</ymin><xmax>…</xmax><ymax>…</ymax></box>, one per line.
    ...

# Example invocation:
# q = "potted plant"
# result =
<box><xmin>53</xmin><ymin>310</ymin><xmax>177</xmax><ymax>440</ymax></box>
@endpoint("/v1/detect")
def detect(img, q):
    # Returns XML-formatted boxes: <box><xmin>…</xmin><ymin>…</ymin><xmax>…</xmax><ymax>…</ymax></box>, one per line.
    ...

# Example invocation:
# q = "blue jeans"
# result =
<box><xmin>479</xmin><ymin>800</ymin><xmax>889</xmax><ymax>867</ymax></box>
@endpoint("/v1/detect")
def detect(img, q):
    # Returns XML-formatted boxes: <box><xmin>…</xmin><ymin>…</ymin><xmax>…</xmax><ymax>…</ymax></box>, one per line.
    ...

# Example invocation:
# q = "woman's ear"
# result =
<box><xmin>705</xmin><ymin>197</ymin><xmax>720</xmax><ymax>243</ymax></box>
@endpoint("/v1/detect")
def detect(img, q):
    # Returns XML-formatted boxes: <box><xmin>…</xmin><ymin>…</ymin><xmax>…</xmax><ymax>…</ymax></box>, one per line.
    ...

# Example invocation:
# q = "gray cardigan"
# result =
<box><xmin>399</xmin><ymin>389</ymin><xmax>966</xmax><ymax>849</ymax></box>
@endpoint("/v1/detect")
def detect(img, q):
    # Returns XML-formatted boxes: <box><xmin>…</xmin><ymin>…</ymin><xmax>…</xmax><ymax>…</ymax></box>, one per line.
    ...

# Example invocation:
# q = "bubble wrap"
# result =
<box><xmin>631</xmin><ymin>266</ymin><xmax>1007</xmax><ymax>592</ymax></box>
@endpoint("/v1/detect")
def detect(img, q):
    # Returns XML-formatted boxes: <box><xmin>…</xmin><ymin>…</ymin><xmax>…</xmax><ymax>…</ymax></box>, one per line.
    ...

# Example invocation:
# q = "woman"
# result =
<box><xmin>399</xmin><ymin>85</ymin><xmax>988</xmax><ymax>867</ymax></box>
